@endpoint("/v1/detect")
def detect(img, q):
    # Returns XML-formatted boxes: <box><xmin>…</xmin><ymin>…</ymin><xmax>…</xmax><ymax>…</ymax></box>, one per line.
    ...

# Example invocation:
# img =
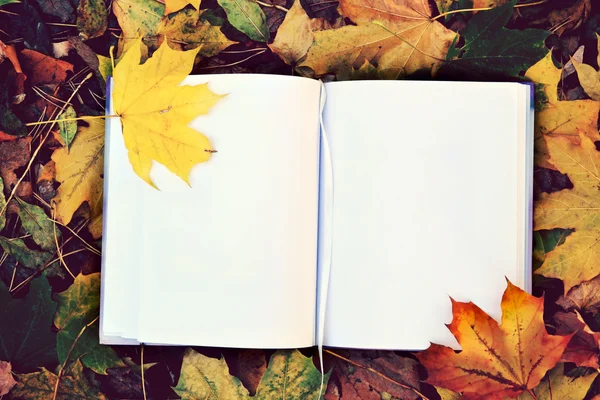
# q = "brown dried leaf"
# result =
<box><xmin>0</xmin><ymin>137</ymin><xmax>31</xmax><ymax>189</ymax></box>
<box><xmin>0</xmin><ymin>361</ymin><xmax>16</xmax><ymax>396</ymax></box>
<box><xmin>235</xmin><ymin>350</ymin><xmax>266</xmax><ymax>396</ymax></box>
<box><xmin>554</xmin><ymin>311</ymin><xmax>600</xmax><ymax>369</ymax></box>
<box><xmin>20</xmin><ymin>50</ymin><xmax>74</xmax><ymax>86</ymax></box>
<box><xmin>324</xmin><ymin>350</ymin><xmax>421</xmax><ymax>400</ymax></box>
<box><xmin>558</xmin><ymin>275</ymin><xmax>600</xmax><ymax>315</ymax></box>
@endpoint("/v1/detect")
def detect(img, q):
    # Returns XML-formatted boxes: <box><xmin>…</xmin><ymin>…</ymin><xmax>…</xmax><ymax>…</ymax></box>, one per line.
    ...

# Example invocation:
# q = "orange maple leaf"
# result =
<box><xmin>417</xmin><ymin>281</ymin><xmax>572</xmax><ymax>400</ymax></box>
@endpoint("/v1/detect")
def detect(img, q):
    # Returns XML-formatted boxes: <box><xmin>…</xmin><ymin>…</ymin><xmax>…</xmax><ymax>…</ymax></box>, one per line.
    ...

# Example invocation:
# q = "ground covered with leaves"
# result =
<box><xmin>1</xmin><ymin>0</ymin><xmax>600</xmax><ymax>399</ymax></box>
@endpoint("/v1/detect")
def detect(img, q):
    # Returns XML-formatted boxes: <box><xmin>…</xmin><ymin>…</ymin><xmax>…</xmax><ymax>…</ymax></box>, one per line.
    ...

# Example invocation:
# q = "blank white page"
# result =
<box><xmin>101</xmin><ymin>74</ymin><xmax>322</xmax><ymax>348</ymax></box>
<box><xmin>321</xmin><ymin>81</ymin><xmax>532</xmax><ymax>350</ymax></box>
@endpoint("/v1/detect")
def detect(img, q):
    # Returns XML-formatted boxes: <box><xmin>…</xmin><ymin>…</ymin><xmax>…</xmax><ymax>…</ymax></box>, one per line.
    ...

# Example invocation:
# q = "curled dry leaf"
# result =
<box><xmin>558</xmin><ymin>275</ymin><xmax>600</xmax><ymax>315</ymax></box>
<box><xmin>417</xmin><ymin>281</ymin><xmax>571</xmax><ymax>400</ymax></box>
<box><xmin>0</xmin><ymin>137</ymin><xmax>31</xmax><ymax>188</ymax></box>
<box><xmin>554</xmin><ymin>311</ymin><xmax>600</xmax><ymax>369</ymax></box>
<box><xmin>534</xmin><ymin>132</ymin><xmax>600</xmax><ymax>291</ymax></box>
<box><xmin>525</xmin><ymin>52</ymin><xmax>600</xmax><ymax>169</ymax></box>
<box><xmin>299</xmin><ymin>0</ymin><xmax>456</xmax><ymax>78</ymax></box>
<box><xmin>0</xmin><ymin>361</ymin><xmax>16</xmax><ymax>396</ymax></box>
<box><xmin>574</xmin><ymin>34</ymin><xmax>600</xmax><ymax>101</ymax></box>
<box><xmin>268</xmin><ymin>0</ymin><xmax>328</xmax><ymax>66</ymax></box>
<box><xmin>113</xmin><ymin>37</ymin><xmax>223</xmax><ymax>186</ymax></box>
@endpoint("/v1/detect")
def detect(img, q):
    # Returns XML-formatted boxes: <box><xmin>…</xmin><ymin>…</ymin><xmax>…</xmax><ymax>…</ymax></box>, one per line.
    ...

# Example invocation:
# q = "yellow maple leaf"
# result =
<box><xmin>574</xmin><ymin>33</ymin><xmax>600</xmax><ymax>101</ymax></box>
<box><xmin>299</xmin><ymin>0</ymin><xmax>456</xmax><ymax>78</ymax></box>
<box><xmin>113</xmin><ymin>38</ymin><xmax>224</xmax><ymax>186</ymax></box>
<box><xmin>165</xmin><ymin>0</ymin><xmax>200</xmax><ymax>15</ymax></box>
<box><xmin>525</xmin><ymin>52</ymin><xmax>600</xmax><ymax>169</ymax></box>
<box><xmin>52</xmin><ymin>119</ymin><xmax>104</xmax><ymax>226</ymax></box>
<box><xmin>534</xmin><ymin>131</ymin><xmax>600</xmax><ymax>292</ymax></box>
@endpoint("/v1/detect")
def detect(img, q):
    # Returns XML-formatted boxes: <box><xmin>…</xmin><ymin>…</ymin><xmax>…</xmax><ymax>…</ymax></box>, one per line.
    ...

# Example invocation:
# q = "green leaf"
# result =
<box><xmin>112</xmin><ymin>0</ymin><xmax>165</xmax><ymax>53</ymax></box>
<box><xmin>54</xmin><ymin>273</ymin><xmax>125</xmax><ymax>375</ymax></box>
<box><xmin>255</xmin><ymin>350</ymin><xmax>329</xmax><ymax>400</ymax></box>
<box><xmin>17</xmin><ymin>198</ymin><xmax>58</xmax><ymax>251</ymax></box>
<box><xmin>0</xmin><ymin>80</ymin><xmax>26</xmax><ymax>138</ymax></box>
<box><xmin>0</xmin><ymin>276</ymin><xmax>57</xmax><ymax>371</ymax></box>
<box><xmin>58</xmin><ymin>106</ymin><xmax>78</xmax><ymax>150</ymax></box>
<box><xmin>0</xmin><ymin>0</ymin><xmax>21</xmax><ymax>7</ymax></box>
<box><xmin>0</xmin><ymin>237</ymin><xmax>52</xmax><ymax>269</ymax></box>
<box><xmin>0</xmin><ymin>178</ymin><xmax>6</xmax><ymax>231</ymax></box>
<box><xmin>157</xmin><ymin>8</ymin><xmax>236</xmax><ymax>56</ymax></box>
<box><xmin>533</xmin><ymin>229</ymin><xmax>573</xmax><ymax>270</ymax></box>
<box><xmin>9</xmin><ymin>360</ymin><xmax>108</xmax><ymax>399</ymax></box>
<box><xmin>443</xmin><ymin>0</ymin><xmax>550</xmax><ymax>77</ymax></box>
<box><xmin>77</xmin><ymin>0</ymin><xmax>108</xmax><ymax>40</ymax></box>
<box><xmin>217</xmin><ymin>0</ymin><xmax>269</xmax><ymax>42</ymax></box>
<box><xmin>97</xmin><ymin>54</ymin><xmax>113</xmax><ymax>82</ymax></box>
<box><xmin>173</xmin><ymin>348</ymin><xmax>250</xmax><ymax>399</ymax></box>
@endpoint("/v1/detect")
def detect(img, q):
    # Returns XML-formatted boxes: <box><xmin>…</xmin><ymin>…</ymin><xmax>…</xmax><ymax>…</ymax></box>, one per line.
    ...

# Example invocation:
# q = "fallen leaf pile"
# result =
<box><xmin>1</xmin><ymin>0</ymin><xmax>600</xmax><ymax>398</ymax></box>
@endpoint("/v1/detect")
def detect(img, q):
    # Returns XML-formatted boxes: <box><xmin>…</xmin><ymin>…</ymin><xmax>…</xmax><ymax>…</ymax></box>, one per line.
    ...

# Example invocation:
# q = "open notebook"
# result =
<box><xmin>100</xmin><ymin>75</ymin><xmax>534</xmax><ymax>350</ymax></box>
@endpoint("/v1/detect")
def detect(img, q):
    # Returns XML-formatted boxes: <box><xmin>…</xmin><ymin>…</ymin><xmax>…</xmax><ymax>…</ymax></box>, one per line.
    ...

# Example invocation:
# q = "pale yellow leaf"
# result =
<box><xmin>300</xmin><ymin>0</ymin><xmax>455</xmax><ymax>78</ymax></box>
<box><xmin>52</xmin><ymin>119</ymin><xmax>104</xmax><ymax>225</ymax></box>
<box><xmin>574</xmin><ymin>33</ymin><xmax>600</xmax><ymax>101</ymax></box>
<box><xmin>268</xmin><ymin>0</ymin><xmax>326</xmax><ymax>66</ymax></box>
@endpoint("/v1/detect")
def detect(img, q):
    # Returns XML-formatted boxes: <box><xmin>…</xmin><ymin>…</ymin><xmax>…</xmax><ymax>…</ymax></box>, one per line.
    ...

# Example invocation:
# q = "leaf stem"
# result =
<box><xmin>432</xmin><ymin>0</ymin><xmax>549</xmax><ymax>21</ymax></box>
<box><xmin>25</xmin><ymin>114</ymin><xmax>119</xmax><ymax>127</ymax></box>
<box><xmin>324</xmin><ymin>349</ymin><xmax>431</xmax><ymax>400</ymax></box>
<box><xmin>255</xmin><ymin>0</ymin><xmax>288</xmax><ymax>11</ymax></box>
<box><xmin>141</xmin><ymin>344</ymin><xmax>147</xmax><ymax>400</ymax></box>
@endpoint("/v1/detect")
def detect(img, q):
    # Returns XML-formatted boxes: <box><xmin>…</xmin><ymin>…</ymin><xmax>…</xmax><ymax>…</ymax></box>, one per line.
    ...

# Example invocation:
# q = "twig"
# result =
<box><xmin>53</xmin><ymin>316</ymin><xmax>99</xmax><ymax>400</ymax></box>
<box><xmin>197</xmin><ymin>49</ymin><xmax>267</xmax><ymax>70</ymax></box>
<box><xmin>432</xmin><ymin>0</ymin><xmax>549</xmax><ymax>21</ymax></box>
<box><xmin>0</xmin><ymin>73</ymin><xmax>93</xmax><ymax>219</ymax></box>
<box><xmin>50</xmin><ymin>219</ymin><xmax>101</xmax><ymax>256</ymax></box>
<box><xmin>141</xmin><ymin>344</ymin><xmax>147</xmax><ymax>400</ymax></box>
<box><xmin>255</xmin><ymin>0</ymin><xmax>288</xmax><ymax>12</ymax></box>
<box><xmin>324</xmin><ymin>349</ymin><xmax>431</xmax><ymax>400</ymax></box>
<box><xmin>25</xmin><ymin>114</ymin><xmax>118</xmax><ymax>127</ymax></box>
<box><xmin>51</xmin><ymin>208</ymin><xmax>76</xmax><ymax>279</ymax></box>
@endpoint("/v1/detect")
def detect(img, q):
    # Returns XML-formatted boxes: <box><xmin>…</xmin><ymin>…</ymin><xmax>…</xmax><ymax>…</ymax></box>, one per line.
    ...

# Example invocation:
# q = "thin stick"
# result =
<box><xmin>198</xmin><ymin>50</ymin><xmax>267</xmax><ymax>70</ymax></box>
<box><xmin>0</xmin><ymin>73</ymin><xmax>93</xmax><ymax>219</ymax></box>
<box><xmin>432</xmin><ymin>0</ymin><xmax>548</xmax><ymax>21</ymax></box>
<box><xmin>25</xmin><ymin>114</ymin><xmax>118</xmax><ymax>127</ymax></box>
<box><xmin>50</xmin><ymin>218</ymin><xmax>101</xmax><ymax>256</ymax></box>
<box><xmin>324</xmin><ymin>349</ymin><xmax>431</xmax><ymax>400</ymax></box>
<box><xmin>255</xmin><ymin>0</ymin><xmax>288</xmax><ymax>11</ymax></box>
<box><xmin>53</xmin><ymin>316</ymin><xmax>99</xmax><ymax>400</ymax></box>
<box><xmin>51</xmin><ymin>208</ymin><xmax>76</xmax><ymax>279</ymax></box>
<box><xmin>141</xmin><ymin>344</ymin><xmax>147</xmax><ymax>400</ymax></box>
